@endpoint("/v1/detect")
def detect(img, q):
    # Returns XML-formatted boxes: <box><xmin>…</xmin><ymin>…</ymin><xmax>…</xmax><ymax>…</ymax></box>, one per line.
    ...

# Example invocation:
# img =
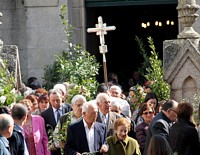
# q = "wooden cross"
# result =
<box><xmin>87</xmin><ymin>16</ymin><xmax>116</xmax><ymax>84</ymax></box>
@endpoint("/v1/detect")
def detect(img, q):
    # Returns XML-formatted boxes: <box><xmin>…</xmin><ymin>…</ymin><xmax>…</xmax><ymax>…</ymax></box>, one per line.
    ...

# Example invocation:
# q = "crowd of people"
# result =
<box><xmin>0</xmin><ymin>76</ymin><xmax>200</xmax><ymax>155</ymax></box>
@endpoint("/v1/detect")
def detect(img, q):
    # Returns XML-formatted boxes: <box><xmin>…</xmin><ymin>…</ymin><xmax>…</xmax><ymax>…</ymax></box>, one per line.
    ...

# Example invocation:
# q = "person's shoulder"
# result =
<box><xmin>69</xmin><ymin>118</ymin><xmax>83</xmax><ymax>127</ymax></box>
<box><xmin>41</xmin><ymin>106</ymin><xmax>52</xmax><ymax>115</ymax></box>
<box><xmin>109</xmin><ymin>111</ymin><xmax>122</xmax><ymax>118</ymax></box>
<box><xmin>60</xmin><ymin>111</ymin><xmax>71</xmax><ymax>118</ymax></box>
<box><xmin>95</xmin><ymin>121</ymin><xmax>106</xmax><ymax>128</ymax></box>
<box><xmin>106</xmin><ymin>135</ymin><xmax>115</xmax><ymax>142</ymax></box>
<box><xmin>136</xmin><ymin>121</ymin><xmax>146</xmax><ymax>130</ymax></box>
<box><xmin>31</xmin><ymin>114</ymin><xmax>43</xmax><ymax>119</ymax></box>
<box><xmin>127</xmin><ymin>136</ymin><xmax>139</xmax><ymax>144</ymax></box>
<box><xmin>63</xmin><ymin>102</ymin><xmax>72</xmax><ymax>108</ymax></box>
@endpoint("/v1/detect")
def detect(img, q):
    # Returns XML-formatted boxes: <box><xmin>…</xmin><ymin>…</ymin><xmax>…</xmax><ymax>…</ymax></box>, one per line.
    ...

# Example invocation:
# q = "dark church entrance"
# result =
<box><xmin>85</xmin><ymin>1</ymin><xmax>178</xmax><ymax>91</ymax></box>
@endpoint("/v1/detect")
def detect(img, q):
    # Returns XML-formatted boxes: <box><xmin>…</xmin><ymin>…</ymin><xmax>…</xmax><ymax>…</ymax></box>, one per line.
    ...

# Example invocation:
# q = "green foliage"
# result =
<box><xmin>48</xmin><ymin>113</ymin><xmax>71</xmax><ymax>155</ymax></box>
<box><xmin>135</xmin><ymin>36</ymin><xmax>150</xmax><ymax>76</ymax></box>
<box><xmin>136</xmin><ymin>36</ymin><xmax>170</xmax><ymax>101</ymax></box>
<box><xmin>43</xmin><ymin>5</ymin><xmax>100</xmax><ymax>101</ymax></box>
<box><xmin>0</xmin><ymin>60</ymin><xmax>16</xmax><ymax>106</ymax></box>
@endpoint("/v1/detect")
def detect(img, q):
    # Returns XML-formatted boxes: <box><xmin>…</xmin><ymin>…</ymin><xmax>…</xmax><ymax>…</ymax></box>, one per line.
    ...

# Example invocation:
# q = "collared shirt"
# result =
<box><xmin>83</xmin><ymin>119</ymin><xmax>95</xmax><ymax>152</ymax></box>
<box><xmin>99</xmin><ymin>111</ymin><xmax>108</xmax><ymax>125</ymax></box>
<box><xmin>53</xmin><ymin>107</ymin><xmax>62</xmax><ymax>122</ymax></box>
<box><xmin>15</xmin><ymin>124</ymin><xmax>29</xmax><ymax>155</ymax></box>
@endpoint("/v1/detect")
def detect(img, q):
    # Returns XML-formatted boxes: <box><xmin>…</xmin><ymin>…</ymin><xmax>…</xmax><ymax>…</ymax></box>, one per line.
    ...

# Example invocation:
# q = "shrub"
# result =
<box><xmin>43</xmin><ymin>5</ymin><xmax>100</xmax><ymax>101</ymax></box>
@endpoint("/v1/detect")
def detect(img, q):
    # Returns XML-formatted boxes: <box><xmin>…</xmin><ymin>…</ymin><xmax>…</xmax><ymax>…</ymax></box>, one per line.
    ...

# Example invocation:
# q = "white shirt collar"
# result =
<box><xmin>52</xmin><ymin>106</ymin><xmax>62</xmax><ymax>113</ymax></box>
<box><xmin>83</xmin><ymin>118</ymin><xmax>95</xmax><ymax>129</ymax></box>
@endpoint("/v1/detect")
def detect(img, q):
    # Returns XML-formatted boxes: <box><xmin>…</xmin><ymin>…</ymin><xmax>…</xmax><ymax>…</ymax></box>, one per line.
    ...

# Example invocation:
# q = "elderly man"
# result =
<box><xmin>143</xmin><ymin>99</ymin><xmax>179</xmax><ymax>155</ymax></box>
<box><xmin>53</xmin><ymin>94</ymin><xmax>86</xmax><ymax>148</ymax></box>
<box><xmin>64</xmin><ymin>101</ymin><xmax>108</xmax><ymax>155</ymax></box>
<box><xmin>0</xmin><ymin>113</ymin><xmax>14</xmax><ymax>154</ymax></box>
<box><xmin>96</xmin><ymin>93</ymin><xmax>121</xmax><ymax>137</ymax></box>
<box><xmin>109</xmin><ymin>85</ymin><xmax>131</xmax><ymax>118</ymax></box>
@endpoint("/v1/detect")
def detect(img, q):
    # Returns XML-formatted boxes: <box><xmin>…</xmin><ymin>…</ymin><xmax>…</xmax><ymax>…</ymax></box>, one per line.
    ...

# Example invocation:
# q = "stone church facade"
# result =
<box><xmin>0</xmin><ymin>0</ymin><xmax>85</xmax><ymax>84</ymax></box>
<box><xmin>1</xmin><ymin>0</ymin><xmax>200</xmax><ymax>86</ymax></box>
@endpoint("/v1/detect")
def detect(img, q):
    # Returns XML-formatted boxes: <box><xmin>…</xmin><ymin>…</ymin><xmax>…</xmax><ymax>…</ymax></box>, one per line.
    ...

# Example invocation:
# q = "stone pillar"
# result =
<box><xmin>0</xmin><ymin>12</ymin><xmax>3</xmax><ymax>52</ymax></box>
<box><xmin>177</xmin><ymin>0</ymin><xmax>200</xmax><ymax>38</ymax></box>
<box><xmin>163</xmin><ymin>0</ymin><xmax>200</xmax><ymax>103</ymax></box>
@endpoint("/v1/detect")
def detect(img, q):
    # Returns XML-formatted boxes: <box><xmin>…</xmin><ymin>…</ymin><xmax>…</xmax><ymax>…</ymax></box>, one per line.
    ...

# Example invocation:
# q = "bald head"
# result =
<box><xmin>0</xmin><ymin>113</ymin><xmax>14</xmax><ymax>138</ymax></box>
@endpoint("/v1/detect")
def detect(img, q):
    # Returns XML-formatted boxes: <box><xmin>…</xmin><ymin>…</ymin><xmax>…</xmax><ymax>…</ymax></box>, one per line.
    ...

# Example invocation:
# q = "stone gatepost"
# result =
<box><xmin>163</xmin><ymin>0</ymin><xmax>200</xmax><ymax>103</ymax></box>
<box><xmin>0</xmin><ymin>11</ymin><xmax>22</xmax><ymax>90</ymax></box>
<box><xmin>0</xmin><ymin>12</ymin><xmax>3</xmax><ymax>52</ymax></box>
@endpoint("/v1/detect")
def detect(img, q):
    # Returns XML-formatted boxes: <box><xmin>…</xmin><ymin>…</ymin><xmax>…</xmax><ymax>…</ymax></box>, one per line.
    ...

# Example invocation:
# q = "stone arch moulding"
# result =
<box><xmin>182</xmin><ymin>76</ymin><xmax>197</xmax><ymax>102</ymax></box>
<box><xmin>165</xmin><ymin>39</ymin><xmax>200</xmax><ymax>84</ymax></box>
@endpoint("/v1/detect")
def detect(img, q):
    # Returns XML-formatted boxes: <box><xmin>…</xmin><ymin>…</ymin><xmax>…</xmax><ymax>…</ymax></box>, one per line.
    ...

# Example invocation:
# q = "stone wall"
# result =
<box><xmin>0</xmin><ymin>0</ymin><xmax>74</xmax><ymax>85</ymax></box>
<box><xmin>193</xmin><ymin>0</ymin><xmax>200</xmax><ymax>34</ymax></box>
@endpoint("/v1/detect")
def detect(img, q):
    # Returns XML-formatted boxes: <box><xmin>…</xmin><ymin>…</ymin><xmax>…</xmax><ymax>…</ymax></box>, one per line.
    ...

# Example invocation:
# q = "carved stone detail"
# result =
<box><xmin>177</xmin><ymin>0</ymin><xmax>200</xmax><ymax>38</ymax></box>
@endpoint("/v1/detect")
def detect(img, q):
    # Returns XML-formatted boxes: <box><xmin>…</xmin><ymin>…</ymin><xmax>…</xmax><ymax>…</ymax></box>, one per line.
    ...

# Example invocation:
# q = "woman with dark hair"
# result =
<box><xmin>136</xmin><ymin>103</ymin><xmax>155</xmax><ymax>154</ymax></box>
<box><xmin>32</xmin><ymin>94</ymin><xmax>49</xmax><ymax>116</ymax></box>
<box><xmin>144</xmin><ymin>92</ymin><xmax>158</xmax><ymax>113</ymax></box>
<box><xmin>147</xmin><ymin>134</ymin><xmax>172</xmax><ymax>155</ymax></box>
<box><xmin>169</xmin><ymin>102</ymin><xmax>200</xmax><ymax>155</ymax></box>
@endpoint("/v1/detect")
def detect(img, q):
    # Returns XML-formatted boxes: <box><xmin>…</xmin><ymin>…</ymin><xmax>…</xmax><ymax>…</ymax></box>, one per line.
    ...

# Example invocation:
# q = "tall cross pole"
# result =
<box><xmin>87</xmin><ymin>16</ymin><xmax>116</xmax><ymax>84</ymax></box>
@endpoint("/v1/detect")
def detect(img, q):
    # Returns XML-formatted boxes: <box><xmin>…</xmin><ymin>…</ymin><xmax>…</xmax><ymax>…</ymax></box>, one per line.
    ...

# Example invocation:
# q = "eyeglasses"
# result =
<box><xmin>111</xmin><ymin>110</ymin><xmax>119</xmax><ymax>113</ymax></box>
<box><xmin>76</xmin><ymin>104</ymin><xmax>83</xmax><ymax>107</ymax></box>
<box><xmin>170</xmin><ymin>108</ymin><xmax>177</xmax><ymax>114</ymax></box>
<box><xmin>143</xmin><ymin>111</ymin><xmax>154</xmax><ymax>115</ymax></box>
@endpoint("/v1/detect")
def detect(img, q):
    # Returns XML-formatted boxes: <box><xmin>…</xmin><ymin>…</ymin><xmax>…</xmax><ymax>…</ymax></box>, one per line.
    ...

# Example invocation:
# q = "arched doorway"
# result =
<box><xmin>85</xmin><ymin>1</ymin><xmax>178</xmax><ymax>90</ymax></box>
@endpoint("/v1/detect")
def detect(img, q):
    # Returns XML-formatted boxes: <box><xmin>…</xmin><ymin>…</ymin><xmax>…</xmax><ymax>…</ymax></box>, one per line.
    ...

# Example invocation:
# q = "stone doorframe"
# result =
<box><xmin>70</xmin><ymin>0</ymin><xmax>86</xmax><ymax>47</ymax></box>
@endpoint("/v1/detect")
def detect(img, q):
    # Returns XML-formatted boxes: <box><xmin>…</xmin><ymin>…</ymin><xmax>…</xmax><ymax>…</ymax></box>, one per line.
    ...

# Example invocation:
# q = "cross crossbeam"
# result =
<box><xmin>87</xmin><ymin>16</ymin><xmax>116</xmax><ymax>83</ymax></box>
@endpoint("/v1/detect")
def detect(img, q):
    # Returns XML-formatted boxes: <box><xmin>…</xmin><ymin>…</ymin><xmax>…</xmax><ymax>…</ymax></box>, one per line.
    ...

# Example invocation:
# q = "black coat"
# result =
<box><xmin>169</xmin><ymin>119</ymin><xmax>200</xmax><ymax>155</ymax></box>
<box><xmin>41</xmin><ymin>103</ymin><xmax>72</xmax><ymax>155</ymax></box>
<box><xmin>8</xmin><ymin>128</ymin><xmax>25</xmax><ymax>155</ymax></box>
<box><xmin>143</xmin><ymin>111</ymin><xmax>172</xmax><ymax>155</ymax></box>
<box><xmin>64</xmin><ymin>118</ymin><xmax>107</xmax><ymax>155</ymax></box>
<box><xmin>41</xmin><ymin>103</ymin><xmax>72</xmax><ymax>135</ymax></box>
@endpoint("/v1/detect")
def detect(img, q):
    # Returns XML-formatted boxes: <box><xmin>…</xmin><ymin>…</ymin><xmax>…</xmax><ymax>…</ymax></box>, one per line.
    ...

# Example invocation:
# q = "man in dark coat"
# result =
<box><xmin>8</xmin><ymin>103</ymin><xmax>29</xmax><ymax>155</ymax></box>
<box><xmin>41</xmin><ymin>89</ymin><xmax>71</xmax><ymax>155</ymax></box>
<box><xmin>64</xmin><ymin>101</ymin><xmax>108</xmax><ymax>155</ymax></box>
<box><xmin>143</xmin><ymin>99</ymin><xmax>179</xmax><ymax>155</ymax></box>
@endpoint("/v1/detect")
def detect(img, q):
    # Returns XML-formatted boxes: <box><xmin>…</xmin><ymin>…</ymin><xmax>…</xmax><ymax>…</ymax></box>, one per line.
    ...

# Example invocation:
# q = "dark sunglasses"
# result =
<box><xmin>111</xmin><ymin>110</ymin><xmax>119</xmax><ymax>113</ymax></box>
<box><xmin>143</xmin><ymin>111</ymin><xmax>154</xmax><ymax>115</ymax></box>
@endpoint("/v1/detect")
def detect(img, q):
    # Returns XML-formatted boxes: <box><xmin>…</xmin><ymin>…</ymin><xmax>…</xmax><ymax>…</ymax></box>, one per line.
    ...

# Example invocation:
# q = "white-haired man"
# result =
<box><xmin>53</xmin><ymin>94</ymin><xmax>86</xmax><ymax>148</ymax></box>
<box><xmin>109</xmin><ymin>85</ymin><xmax>131</xmax><ymax>118</ymax></box>
<box><xmin>96</xmin><ymin>93</ymin><xmax>122</xmax><ymax>137</ymax></box>
<box><xmin>64</xmin><ymin>101</ymin><xmax>108</xmax><ymax>155</ymax></box>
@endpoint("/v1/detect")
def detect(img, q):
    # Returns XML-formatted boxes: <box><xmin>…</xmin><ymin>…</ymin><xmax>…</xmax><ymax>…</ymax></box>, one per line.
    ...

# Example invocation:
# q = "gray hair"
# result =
<box><xmin>96</xmin><ymin>93</ymin><xmax>110</xmax><ymax>104</ymax></box>
<box><xmin>0</xmin><ymin>114</ymin><xmax>14</xmax><ymax>132</ymax></box>
<box><xmin>82</xmin><ymin>101</ymin><xmax>97</xmax><ymax>114</ymax></box>
<box><xmin>11</xmin><ymin>103</ymin><xmax>28</xmax><ymax>120</ymax></box>
<box><xmin>71</xmin><ymin>95</ymin><xmax>86</xmax><ymax>106</ymax></box>
<box><xmin>111</xmin><ymin>99</ymin><xmax>122</xmax><ymax>110</ymax></box>
<box><xmin>109</xmin><ymin>85</ymin><xmax>122</xmax><ymax>93</ymax></box>
<box><xmin>49</xmin><ymin>88</ymin><xmax>62</xmax><ymax>97</ymax></box>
